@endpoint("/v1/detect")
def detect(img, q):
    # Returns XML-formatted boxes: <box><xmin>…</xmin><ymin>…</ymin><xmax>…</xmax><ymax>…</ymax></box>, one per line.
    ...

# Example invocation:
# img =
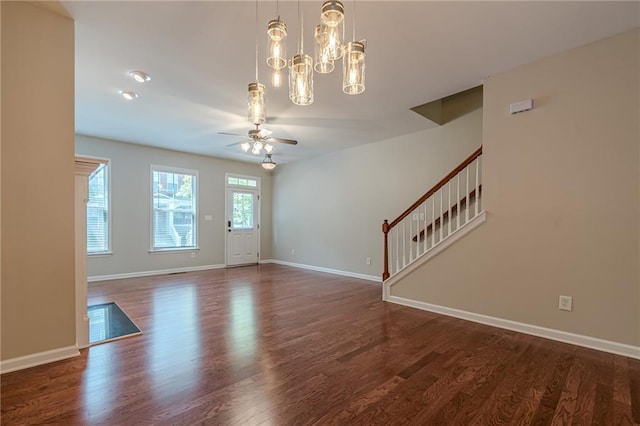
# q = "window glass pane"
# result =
<box><xmin>227</xmin><ymin>176</ymin><xmax>258</xmax><ymax>188</ymax></box>
<box><xmin>232</xmin><ymin>192</ymin><xmax>254</xmax><ymax>229</ymax></box>
<box><xmin>152</xmin><ymin>168</ymin><xmax>197</xmax><ymax>249</ymax></box>
<box><xmin>87</xmin><ymin>163</ymin><xmax>109</xmax><ymax>253</ymax></box>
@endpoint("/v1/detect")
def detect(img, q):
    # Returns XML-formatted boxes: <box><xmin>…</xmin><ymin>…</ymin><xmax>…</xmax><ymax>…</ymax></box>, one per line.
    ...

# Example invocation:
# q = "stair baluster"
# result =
<box><xmin>382</xmin><ymin>146</ymin><xmax>483</xmax><ymax>281</ymax></box>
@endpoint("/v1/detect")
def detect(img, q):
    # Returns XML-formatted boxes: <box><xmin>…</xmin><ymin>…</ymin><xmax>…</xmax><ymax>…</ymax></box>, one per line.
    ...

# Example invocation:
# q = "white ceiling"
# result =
<box><xmin>63</xmin><ymin>1</ymin><xmax>639</xmax><ymax>165</ymax></box>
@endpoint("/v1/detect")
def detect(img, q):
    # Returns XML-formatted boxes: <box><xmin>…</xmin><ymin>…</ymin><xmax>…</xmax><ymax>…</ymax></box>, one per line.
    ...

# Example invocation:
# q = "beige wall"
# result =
<box><xmin>392</xmin><ymin>30</ymin><xmax>640</xmax><ymax>346</ymax></box>
<box><xmin>272</xmin><ymin>108</ymin><xmax>483</xmax><ymax>277</ymax></box>
<box><xmin>1</xmin><ymin>2</ymin><xmax>76</xmax><ymax>359</ymax></box>
<box><xmin>76</xmin><ymin>135</ymin><xmax>273</xmax><ymax>277</ymax></box>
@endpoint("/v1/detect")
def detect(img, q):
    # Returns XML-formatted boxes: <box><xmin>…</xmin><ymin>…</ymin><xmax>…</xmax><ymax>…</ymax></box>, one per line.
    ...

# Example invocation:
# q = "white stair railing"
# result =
<box><xmin>382</xmin><ymin>147</ymin><xmax>483</xmax><ymax>280</ymax></box>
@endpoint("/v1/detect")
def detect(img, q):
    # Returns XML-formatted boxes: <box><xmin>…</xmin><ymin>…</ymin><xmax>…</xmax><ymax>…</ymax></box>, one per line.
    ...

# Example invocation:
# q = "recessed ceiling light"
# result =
<box><xmin>119</xmin><ymin>90</ymin><xmax>138</xmax><ymax>101</ymax></box>
<box><xmin>129</xmin><ymin>71</ymin><xmax>151</xmax><ymax>83</ymax></box>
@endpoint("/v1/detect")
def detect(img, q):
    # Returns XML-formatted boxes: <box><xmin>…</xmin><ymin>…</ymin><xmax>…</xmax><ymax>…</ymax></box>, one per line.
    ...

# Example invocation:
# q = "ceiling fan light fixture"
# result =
<box><xmin>248</xmin><ymin>82</ymin><xmax>266</xmax><ymax>125</ymax></box>
<box><xmin>261</xmin><ymin>154</ymin><xmax>277</xmax><ymax>170</ymax></box>
<box><xmin>219</xmin><ymin>125</ymin><xmax>297</xmax><ymax>156</ymax></box>
<box><xmin>252</xmin><ymin>140</ymin><xmax>264</xmax><ymax>155</ymax></box>
<box><xmin>343</xmin><ymin>40</ymin><xmax>365</xmax><ymax>95</ymax></box>
<box><xmin>129</xmin><ymin>70</ymin><xmax>151</xmax><ymax>83</ymax></box>
<box><xmin>289</xmin><ymin>54</ymin><xmax>314</xmax><ymax>106</ymax></box>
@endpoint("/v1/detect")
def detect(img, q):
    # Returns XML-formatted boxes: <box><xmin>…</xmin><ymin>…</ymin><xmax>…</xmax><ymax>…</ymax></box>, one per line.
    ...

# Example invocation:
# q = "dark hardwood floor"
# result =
<box><xmin>1</xmin><ymin>264</ymin><xmax>639</xmax><ymax>425</ymax></box>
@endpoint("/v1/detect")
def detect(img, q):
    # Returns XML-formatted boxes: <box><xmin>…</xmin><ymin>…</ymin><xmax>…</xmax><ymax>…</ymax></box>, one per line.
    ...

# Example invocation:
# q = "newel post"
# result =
<box><xmin>382</xmin><ymin>220</ymin><xmax>390</xmax><ymax>281</ymax></box>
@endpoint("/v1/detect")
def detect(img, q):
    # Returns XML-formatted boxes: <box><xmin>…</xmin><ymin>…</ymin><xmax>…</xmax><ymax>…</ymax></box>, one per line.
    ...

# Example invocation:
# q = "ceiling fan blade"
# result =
<box><xmin>265</xmin><ymin>137</ymin><xmax>298</xmax><ymax>145</ymax></box>
<box><xmin>226</xmin><ymin>141</ymin><xmax>245</xmax><ymax>147</ymax></box>
<box><xmin>219</xmin><ymin>131</ymin><xmax>251</xmax><ymax>139</ymax></box>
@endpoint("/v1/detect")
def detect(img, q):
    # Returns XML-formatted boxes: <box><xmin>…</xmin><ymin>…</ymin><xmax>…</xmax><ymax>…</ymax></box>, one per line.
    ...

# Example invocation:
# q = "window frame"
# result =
<box><xmin>87</xmin><ymin>157</ymin><xmax>112</xmax><ymax>256</ymax></box>
<box><xmin>149</xmin><ymin>164</ymin><xmax>199</xmax><ymax>253</ymax></box>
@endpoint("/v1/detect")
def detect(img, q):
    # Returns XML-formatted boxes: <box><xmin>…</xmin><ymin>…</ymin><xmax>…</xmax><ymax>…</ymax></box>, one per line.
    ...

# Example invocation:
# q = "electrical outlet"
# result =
<box><xmin>190</xmin><ymin>252</ymin><xmax>196</xmax><ymax>259</ymax></box>
<box><xmin>366</xmin><ymin>257</ymin><xmax>371</xmax><ymax>265</ymax></box>
<box><xmin>559</xmin><ymin>295</ymin><xmax>572</xmax><ymax>311</ymax></box>
<box><xmin>291</xmin><ymin>248</ymin><xmax>295</xmax><ymax>256</ymax></box>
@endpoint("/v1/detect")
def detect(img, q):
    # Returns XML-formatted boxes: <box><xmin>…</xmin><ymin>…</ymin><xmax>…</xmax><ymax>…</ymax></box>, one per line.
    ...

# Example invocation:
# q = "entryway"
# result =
<box><xmin>225</xmin><ymin>174</ymin><xmax>260</xmax><ymax>266</ymax></box>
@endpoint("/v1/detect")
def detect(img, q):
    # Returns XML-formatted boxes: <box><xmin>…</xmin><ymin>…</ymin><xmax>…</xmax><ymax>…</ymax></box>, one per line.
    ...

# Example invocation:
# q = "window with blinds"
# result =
<box><xmin>87</xmin><ymin>163</ymin><xmax>110</xmax><ymax>254</ymax></box>
<box><xmin>151</xmin><ymin>166</ymin><xmax>198</xmax><ymax>250</ymax></box>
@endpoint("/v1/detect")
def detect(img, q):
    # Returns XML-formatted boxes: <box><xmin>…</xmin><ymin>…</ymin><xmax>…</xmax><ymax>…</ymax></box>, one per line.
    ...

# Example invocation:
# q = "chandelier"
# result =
<box><xmin>264</xmin><ymin>0</ymin><xmax>366</xmax><ymax>103</ymax></box>
<box><xmin>241</xmin><ymin>0</ymin><xmax>367</xmax><ymax>168</ymax></box>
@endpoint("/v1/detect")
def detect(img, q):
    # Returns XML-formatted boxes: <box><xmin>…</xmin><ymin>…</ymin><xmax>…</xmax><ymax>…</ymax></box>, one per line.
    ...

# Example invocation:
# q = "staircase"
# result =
<box><xmin>382</xmin><ymin>146</ymin><xmax>485</xmax><ymax>295</ymax></box>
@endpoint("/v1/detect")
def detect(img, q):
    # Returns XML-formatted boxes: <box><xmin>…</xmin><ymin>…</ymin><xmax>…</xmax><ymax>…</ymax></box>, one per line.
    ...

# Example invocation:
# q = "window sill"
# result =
<box><xmin>149</xmin><ymin>247</ymin><xmax>200</xmax><ymax>254</ymax></box>
<box><xmin>88</xmin><ymin>252</ymin><xmax>113</xmax><ymax>258</ymax></box>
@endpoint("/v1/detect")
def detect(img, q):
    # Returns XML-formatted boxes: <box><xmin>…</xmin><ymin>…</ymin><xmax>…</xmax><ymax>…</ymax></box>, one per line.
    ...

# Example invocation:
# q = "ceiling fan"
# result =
<box><xmin>219</xmin><ymin>124</ymin><xmax>298</xmax><ymax>155</ymax></box>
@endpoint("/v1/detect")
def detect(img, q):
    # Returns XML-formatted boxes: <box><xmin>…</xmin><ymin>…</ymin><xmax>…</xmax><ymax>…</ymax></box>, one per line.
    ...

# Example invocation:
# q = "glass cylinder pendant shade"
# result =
<box><xmin>267</xmin><ymin>19</ymin><xmax>287</xmax><ymax>70</ymax></box>
<box><xmin>321</xmin><ymin>1</ymin><xmax>344</xmax><ymax>27</ymax></box>
<box><xmin>248</xmin><ymin>82</ymin><xmax>266</xmax><ymax>124</ymax></box>
<box><xmin>343</xmin><ymin>41</ymin><xmax>366</xmax><ymax>95</ymax></box>
<box><xmin>289</xmin><ymin>54</ymin><xmax>314</xmax><ymax>106</ymax></box>
<box><xmin>314</xmin><ymin>24</ymin><xmax>334</xmax><ymax>74</ymax></box>
<box><xmin>320</xmin><ymin>1</ymin><xmax>343</xmax><ymax>60</ymax></box>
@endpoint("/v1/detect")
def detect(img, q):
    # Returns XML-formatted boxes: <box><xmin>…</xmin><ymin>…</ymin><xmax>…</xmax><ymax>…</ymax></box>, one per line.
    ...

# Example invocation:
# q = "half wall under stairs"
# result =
<box><xmin>381</xmin><ymin>146</ymin><xmax>485</xmax><ymax>299</ymax></box>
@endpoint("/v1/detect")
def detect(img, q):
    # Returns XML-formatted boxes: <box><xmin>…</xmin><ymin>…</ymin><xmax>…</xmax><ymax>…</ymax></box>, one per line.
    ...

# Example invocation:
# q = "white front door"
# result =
<box><xmin>226</xmin><ymin>188</ymin><xmax>259</xmax><ymax>266</ymax></box>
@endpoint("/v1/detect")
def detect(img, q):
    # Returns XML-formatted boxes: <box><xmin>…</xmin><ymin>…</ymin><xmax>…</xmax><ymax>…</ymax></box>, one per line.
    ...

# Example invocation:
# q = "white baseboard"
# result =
<box><xmin>386</xmin><ymin>295</ymin><xmax>640</xmax><ymax>360</ymax></box>
<box><xmin>261</xmin><ymin>259</ymin><xmax>381</xmax><ymax>283</ymax></box>
<box><xmin>88</xmin><ymin>264</ymin><xmax>226</xmax><ymax>282</ymax></box>
<box><xmin>1</xmin><ymin>345</ymin><xmax>80</xmax><ymax>374</ymax></box>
